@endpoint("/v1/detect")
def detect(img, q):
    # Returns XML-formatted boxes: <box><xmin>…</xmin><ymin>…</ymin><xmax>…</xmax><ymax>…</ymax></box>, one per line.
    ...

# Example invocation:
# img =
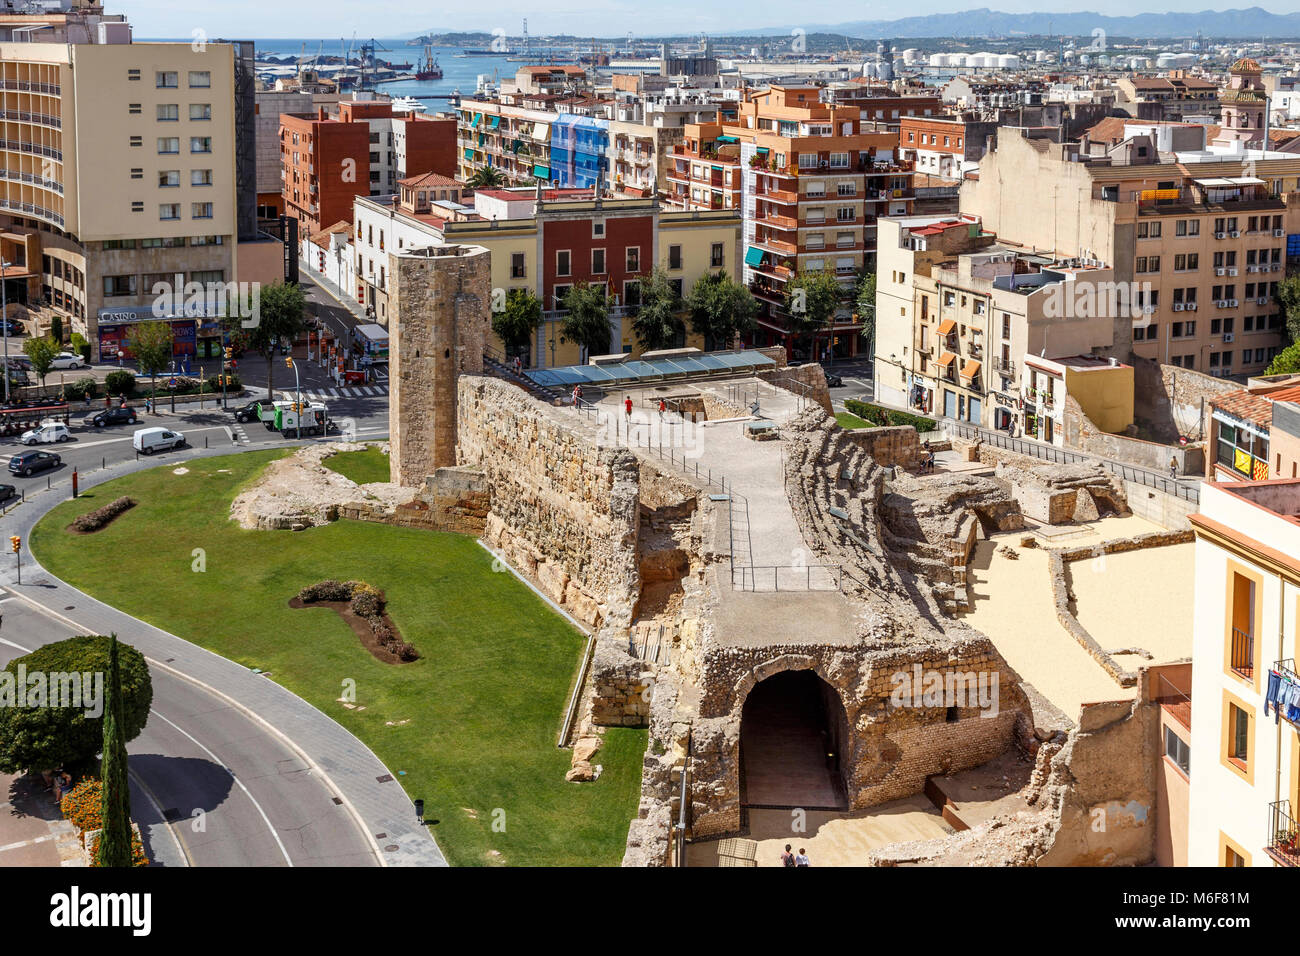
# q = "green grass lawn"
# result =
<box><xmin>835</xmin><ymin>412</ymin><xmax>872</xmax><ymax>430</ymax></box>
<box><xmin>322</xmin><ymin>446</ymin><xmax>391</xmax><ymax>485</ymax></box>
<box><xmin>31</xmin><ymin>450</ymin><xmax>645</xmax><ymax>866</ymax></box>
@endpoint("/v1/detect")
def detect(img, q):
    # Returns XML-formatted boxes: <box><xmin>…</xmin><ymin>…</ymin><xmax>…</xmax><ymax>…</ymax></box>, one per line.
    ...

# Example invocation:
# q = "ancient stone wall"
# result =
<box><xmin>1132</xmin><ymin>355</ymin><xmax>1237</xmax><ymax>443</ymax></box>
<box><xmin>457</xmin><ymin>376</ymin><xmax>642</xmax><ymax>630</ymax></box>
<box><xmin>389</xmin><ymin>466</ymin><xmax>490</xmax><ymax>535</ymax></box>
<box><xmin>1062</xmin><ymin>394</ymin><xmax>1203</xmax><ymax>475</ymax></box>
<box><xmin>843</xmin><ymin>425</ymin><xmax>921</xmax><ymax>467</ymax></box>
<box><xmin>759</xmin><ymin>362</ymin><xmax>833</xmax><ymax>415</ymax></box>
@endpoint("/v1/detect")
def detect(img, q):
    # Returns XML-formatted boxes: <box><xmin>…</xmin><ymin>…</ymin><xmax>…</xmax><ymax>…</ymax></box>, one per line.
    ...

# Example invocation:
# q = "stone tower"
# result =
<box><xmin>388</xmin><ymin>244</ymin><xmax>491</xmax><ymax>485</ymax></box>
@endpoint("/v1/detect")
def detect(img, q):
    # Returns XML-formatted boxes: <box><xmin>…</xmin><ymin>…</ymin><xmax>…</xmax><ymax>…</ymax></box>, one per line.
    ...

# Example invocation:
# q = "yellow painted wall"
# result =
<box><xmin>1065</xmin><ymin>364</ymin><xmax>1134</xmax><ymax>433</ymax></box>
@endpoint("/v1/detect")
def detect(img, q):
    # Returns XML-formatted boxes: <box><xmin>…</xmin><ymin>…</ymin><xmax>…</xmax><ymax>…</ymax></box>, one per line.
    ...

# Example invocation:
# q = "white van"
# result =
<box><xmin>132</xmin><ymin>426</ymin><xmax>185</xmax><ymax>455</ymax></box>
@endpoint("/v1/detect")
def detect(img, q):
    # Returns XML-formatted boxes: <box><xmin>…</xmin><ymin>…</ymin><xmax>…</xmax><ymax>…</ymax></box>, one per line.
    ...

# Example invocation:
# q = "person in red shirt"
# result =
<box><xmin>624</xmin><ymin>396</ymin><xmax>633</xmax><ymax>419</ymax></box>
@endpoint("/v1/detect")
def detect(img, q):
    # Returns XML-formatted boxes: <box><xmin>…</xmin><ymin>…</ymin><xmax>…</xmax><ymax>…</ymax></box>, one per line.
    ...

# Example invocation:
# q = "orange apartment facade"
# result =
<box><xmin>280</xmin><ymin>101</ymin><xmax>456</xmax><ymax>237</ymax></box>
<box><xmin>669</xmin><ymin>86</ymin><xmax>914</xmax><ymax>359</ymax></box>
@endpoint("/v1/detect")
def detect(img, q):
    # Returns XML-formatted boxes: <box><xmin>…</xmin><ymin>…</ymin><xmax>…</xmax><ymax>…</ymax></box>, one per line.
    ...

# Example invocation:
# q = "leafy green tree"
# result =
<box><xmin>492</xmin><ymin>288</ymin><xmax>542</xmax><ymax>356</ymax></box>
<box><xmin>127</xmin><ymin>321</ymin><xmax>174</xmax><ymax>407</ymax></box>
<box><xmin>855</xmin><ymin>272</ymin><xmax>877</xmax><ymax>354</ymax></box>
<box><xmin>1277</xmin><ymin>274</ymin><xmax>1300</xmax><ymax>344</ymax></box>
<box><xmin>248</xmin><ymin>281</ymin><xmax>306</xmax><ymax>400</ymax></box>
<box><xmin>686</xmin><ymin>271</ymin><xmax>757</xmax><ymax>351</ymax></box>
<box><xmin>22</xmin><ymin>336</ymin><xmax>58</xmax><ymax>389</ymax></box>
<box><xmin>784</xmin><ymin>268</ymin><xmax>844</xmax><ymax>360</ymax></box>
<box><xmin>1266</xmin><ymin>340</ymin><xmax>1300</xmax><ymax>376</ymax></box>
<box><xmin>51</xmin><ymin>314</ymin><xmax>63</xmax><ymax>345</ymax></box>
<box><xmin>95</xmin><ymin>636</ymin><xmax>133</xmax><ymax>868</ymax></box>
<box><xmin>0</xmin><ymin>635</ymin><xmax>153</xmax><ymax>775</ymax></box>
<box><xmin>468</xmin><ymin>166</ymin><xmax>507</xmax><ymax>189</ymax></box>
<box><xmin>630</xmin><ymin>266</ymin><xmax>683</xmax><ymax>352</ymax></box>
<box><xmin>561</xmin><ymin>282</ymin><xmax>611</xmax><ymax>359</ymax></box>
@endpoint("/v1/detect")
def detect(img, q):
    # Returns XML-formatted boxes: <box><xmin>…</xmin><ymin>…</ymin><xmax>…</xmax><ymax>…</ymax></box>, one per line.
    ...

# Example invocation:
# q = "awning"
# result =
<box><xmin>531</xmin><ymin>124</ymin><xmax>550</xmax><ymax>142</ymax></box>
<box><xmin>937</xmin><ymin>351</ymin><xmax>958</xmax><ymax>367</ymax></box>
<box><xmin>756</xmin><ymin>147</ymin><xmax>769</xmax><ymax>154</ymax></box>
<box><xmin>937</xmin><ymin>318</ymin><xmax>957</xmax><ymax>335</ymax></box>
<box><xmin>717</xmin><ymin>135</ymin><xmax>739</xmax><ymax>144</ymax></box>
<box><xmin>489</xmin><ymin>115</ymin><xmax>501</xmax><ymax>129</ymax></box>
<box><xmin>533</xmin><ymin>164</ymin><xmax>551</xmax><ymax>180</ymax></box>
<box><xmin>470</xmin><ymin>112</ymin><xmax>482</xmax><ymax>128</ymax></box>
<box><xmin>464</xmin><ymin>148</ymin><xmax>474</xmax><ymax>160</ymax></box>
<box><xmin>960</xmin><ymin>359</ymin><xmax>982</xmax><ymax>380</ymax></box>
<box><xmin>511</xmin><ymin>139</ymin><xmax>523</xmax><ymax>153</ymax></box>
<box><xmin>744</xmin><ymin>246</ymin><xmax>765</xmax><ymax>267</ymax></box>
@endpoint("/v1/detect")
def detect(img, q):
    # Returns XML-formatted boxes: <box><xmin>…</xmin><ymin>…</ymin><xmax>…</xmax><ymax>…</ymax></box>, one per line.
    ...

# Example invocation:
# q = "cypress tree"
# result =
<box><xmin>95</xmin><ymin>634</ymin><xmax>133</xmax><ymax>867</ymax></box>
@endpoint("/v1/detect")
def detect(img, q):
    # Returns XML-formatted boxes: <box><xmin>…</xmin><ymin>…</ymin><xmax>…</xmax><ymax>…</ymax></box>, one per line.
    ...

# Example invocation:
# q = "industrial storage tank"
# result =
<box><xmin>998</xmin><ymin>54</ymin><xmax>1020</xmax><ymax>69</ymax></box>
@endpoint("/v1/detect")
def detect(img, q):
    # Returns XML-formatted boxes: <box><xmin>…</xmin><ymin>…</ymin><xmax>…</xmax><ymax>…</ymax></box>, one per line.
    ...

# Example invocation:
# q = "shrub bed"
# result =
<box><xmin>69</xmin><ymin>496</ymin><xmax>135</xmax><ymax>534</ymax></box>
<box><xmin>843</xmin><ymin>399</ymin><xmax>936</xmax><ymax>433</ymax></box>
<box><xmin>298</xmin><ymin>579</ymin><xmax>419</xmax><ymax>662</ymax></box>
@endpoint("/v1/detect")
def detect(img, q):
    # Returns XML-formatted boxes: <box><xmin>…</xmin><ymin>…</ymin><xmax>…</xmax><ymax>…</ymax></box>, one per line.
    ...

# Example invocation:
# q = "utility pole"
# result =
<box><xmin>1</xmin><ymin>257</ymin><xmax>9</xmax><ymax>405</ymax></box>
<box><xmin>286</xmin><ymin>356</ymin><xmax>301</xmax><ymax>439</ymax></box>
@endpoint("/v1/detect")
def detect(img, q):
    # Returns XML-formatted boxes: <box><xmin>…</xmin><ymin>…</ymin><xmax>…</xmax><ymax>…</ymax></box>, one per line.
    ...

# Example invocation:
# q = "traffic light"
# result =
<box><xmin>285</xmin><ymin>356</ymin><xmax>293</xmax><ymax>369</ymax></box>
<box><xmin>224</xmin><ymin>347</ymin><xmax>233</xmax><ymax>360</ymax></box>
<box><xmin>9</xmin><ymin>536</ymin><xmax>19</xmax><ymax>553</ymax></box>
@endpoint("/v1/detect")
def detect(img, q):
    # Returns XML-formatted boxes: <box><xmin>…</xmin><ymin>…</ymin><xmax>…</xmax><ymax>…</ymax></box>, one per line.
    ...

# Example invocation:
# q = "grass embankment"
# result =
<box><xmin>32</xmin><ymin>450</ymin><xmax>644</xmax><ymax>866</ymax></box>
<box><xmin>322</xmin><ymin>446</ymin><xmax>391</xmax><ymax>485</ymax></box>
<box><xmin>834</xmin><ymin>412</ymin><xmax>872</xmax><ymax>430</ymax></box>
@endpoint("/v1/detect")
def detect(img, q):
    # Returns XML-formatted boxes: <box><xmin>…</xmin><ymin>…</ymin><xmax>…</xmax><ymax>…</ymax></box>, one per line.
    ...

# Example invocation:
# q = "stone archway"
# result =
<box><xmin>739</xmin><ymin>669</ymin><xmax>850</xmax><ymax>810</ymax></box>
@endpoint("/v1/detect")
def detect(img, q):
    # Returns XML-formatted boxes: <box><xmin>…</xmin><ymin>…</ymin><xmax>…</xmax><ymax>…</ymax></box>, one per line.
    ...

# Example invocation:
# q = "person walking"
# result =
<box><xmin>624</xmin><ymin>395</ymin><xmax>633</xmax><ymax>420</ymax></box>
<box><xmin>1169</xmin><ymin>456</ymin><xmax>1178</xmax><ymax>480</ymax></box>
<box><xmin>780</xmin><ymin>844</ymin><xmax>796</xmax><ymax>867</ymax></box>
<box><xmin>795</xmin><ymin>847</ymin><xmax>810</xmax><ymax>867</ymax></box>
<box><xmin>657</xmin><ymin>398</ymin><xmax>666</xmax><ymax>419</ymax></box>
<box><xmin>145</xmin><ymin>396</ymin><xmax>152</xmax><ymax>415</ymax></box>
<box><xmin>572</xmin><ymin>384</ymin><xmax>583</xmax><ymax>407</ymax></box>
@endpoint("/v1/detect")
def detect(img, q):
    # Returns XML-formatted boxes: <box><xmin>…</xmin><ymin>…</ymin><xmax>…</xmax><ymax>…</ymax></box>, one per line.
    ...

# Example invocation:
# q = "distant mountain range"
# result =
<box><xmin>750</xmin><ymin>7</ymin><xmax>1300</xmax><ymax>40</ymax></box>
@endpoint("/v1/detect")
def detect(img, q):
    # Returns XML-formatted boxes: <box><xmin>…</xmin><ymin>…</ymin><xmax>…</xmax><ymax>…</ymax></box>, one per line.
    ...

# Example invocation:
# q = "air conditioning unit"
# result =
<box><xmin>1187</xmin><ymin>301</ymin><xmax>1198</xmax><ymax>311</ymax></box>
<box><xmin>1142</xmin><ymin>304</ymin><xmax>1155</xmax><ymax>314</ymax></box>
<box><xmin>1215</xmin><ymin>231</ymin><xmax>1226</xmax><ymax>239</ymax></box>
<box><xmin>1272</xmin><ymin>263</ymin><xmax>1282</xmax><ymax>271</ymax></box>
<box><xmin>1229</xmin><ymin>299</ymin><xmax>1239</xmax><ymax>307</ymax></box>
<box><xmin>1216</xmin><ymin>299</ymin><xmax>1229</xmax><ymax>308</ymax></box>
<box><xmin>1230</xmin><ymin>230</ymin><xmax>1241</xmax><ymax>238</ymax></box>
<box><xmin>1258</xmin><ymin>296</ymin><xmax>1269</xmax><ymax>305</ymax></box>
<box><xmin>1173</xmin><ymin>302</ymin><xmax>1185</xmax><ymax>311</ymax></box>
<box><xmin>1223</xmin><ymin>333</ymin><xmax>1234</xmax><ymax>343</ymax></box>
<box><xmin>1215</xmin><ymin>267</ymin><xmax>1227</xmax><ymax>275</ymax></box>
<box><xmin>1247</xmin><ymin>265</ymin><xmax>1261</xmax><ymax>273</ymax></box>
<box><xmin>1275</xmin><ymin>228</ymin><xmax>1285</xmax><ymax>237</ymax></box>
<box><xmin>1228</xmin><ymin>268</ymin><xmax>1238</xmax><ymax>276</ymax></box>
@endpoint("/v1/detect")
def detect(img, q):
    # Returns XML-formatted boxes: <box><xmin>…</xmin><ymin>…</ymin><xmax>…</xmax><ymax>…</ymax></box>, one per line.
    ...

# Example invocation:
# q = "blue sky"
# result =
<box><xmin>125</xmin><ymin>1</ymin><xmax>1300</xmax><ymax>39</ymax></box>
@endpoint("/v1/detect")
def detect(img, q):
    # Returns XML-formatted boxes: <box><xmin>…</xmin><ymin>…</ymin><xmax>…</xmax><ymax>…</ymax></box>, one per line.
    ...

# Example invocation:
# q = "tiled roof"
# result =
<box><xmin>1211</xmin><ymin>387</ymin><xmax>1274</xmax><ymax>426</ymax></box>
<box><xmin>398</xmin><ymin>171</ymin><xmax>460</xmax><ymax>188</ymax></box>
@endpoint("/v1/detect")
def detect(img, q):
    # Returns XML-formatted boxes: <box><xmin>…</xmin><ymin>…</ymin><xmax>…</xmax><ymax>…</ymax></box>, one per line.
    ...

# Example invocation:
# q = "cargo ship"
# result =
<box><xmin>415</xmin><ymin>44</ymin><xmax>443</xmax><ymax>80</ymax></box>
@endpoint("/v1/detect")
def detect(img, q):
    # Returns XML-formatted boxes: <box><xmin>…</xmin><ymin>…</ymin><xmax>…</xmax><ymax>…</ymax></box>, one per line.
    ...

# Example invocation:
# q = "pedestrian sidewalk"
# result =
<box><xmin>301</xmin><ymin>261</ymin><xmax>368</xmax><ymax>323</ymax></box>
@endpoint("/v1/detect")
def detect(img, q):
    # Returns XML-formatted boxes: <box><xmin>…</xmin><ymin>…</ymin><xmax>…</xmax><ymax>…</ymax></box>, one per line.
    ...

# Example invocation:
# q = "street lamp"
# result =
<box><xmin>1</xmin><ymin>257</ymin><xmax>9</xmax><ymax>405</ymax></box>
<box><xmin>286</xmin><ymin>355</ymin><xmax>301</xmax><ymax>440</ymax></box>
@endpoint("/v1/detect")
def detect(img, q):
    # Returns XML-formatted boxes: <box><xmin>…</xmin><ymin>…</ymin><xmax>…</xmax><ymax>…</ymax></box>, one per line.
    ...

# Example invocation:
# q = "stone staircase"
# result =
<box><xmin>481</xmin><ymin>352</ymin><xmax>563</xmax><ymax>402</ymax></box>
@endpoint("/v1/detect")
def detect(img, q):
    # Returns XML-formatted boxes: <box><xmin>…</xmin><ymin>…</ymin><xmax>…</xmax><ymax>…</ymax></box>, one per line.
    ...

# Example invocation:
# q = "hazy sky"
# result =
<box><xmin>126</xmin><ymin>1</ymin><xmax>1300</xmax><ymax>39</ymax></box>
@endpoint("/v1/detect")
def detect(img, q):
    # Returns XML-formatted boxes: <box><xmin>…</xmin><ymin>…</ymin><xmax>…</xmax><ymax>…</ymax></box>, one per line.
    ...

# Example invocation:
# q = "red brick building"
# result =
<box><xmin>280</xmin><ymin>102</ymin><xmax>457</xmax><ymax>237</ymax></box>
<box><xmin>539</xmin><ymin>210</ymin><xmax>655</xmax><ymax>314</ymax></box>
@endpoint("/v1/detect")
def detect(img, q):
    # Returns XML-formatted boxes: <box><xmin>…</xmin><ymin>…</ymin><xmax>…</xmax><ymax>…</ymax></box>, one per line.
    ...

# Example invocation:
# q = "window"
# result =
<box><xmin>190</xmin><ymin>103</ymin><xmax>212</xmax><ymax>121</ymax></box>
<box><xmin>190</xmin><ymin>136</ymin><xmax>212</xmax><ymax>153</ymax></box>
<box><xmin>189</xmin><ymin>235</ymin><xmax>222</xmax><ymax>246</ymax></box>
<box><xmin>556</xmin><ymin>250</ymin><xmax>571</xmax><ymax>277</ymax></box>
<box><xmin>157</xmin><ymin>137</ymin><xmax>179</xmax><ymax>154</ymax></box>
<box><xmin>192</xmin><ymin>202</ymin><xmax>213</xmax><ymax>219</ymax></box>
<box><xmin>1164</xmin><ymin>725</ymin><xmax>1190</xmax><ymax>776</ymax></box>
<box><xmin>510</xmin><ymin>252</ymin><xmax>526</xmax><ymax>279</ymax></box>
<box><xmin>101</xmin><ymin>240</ymin><xmax>137</xmax><ymax>251</ymax></box>
<box><xmin>156</xmin><ymin>71</ymin><xmax>178</xmax><ymax>88</ymax></box>
<box><xmin>159</xmin><ymin>203</ymin><xmax>180</xmax><ymax>220</ymax></box>
<box><xmin>191</xmin><ymin>169</ymin><xmax>212</xmax><ymax>186</ymax></box>
<box><xmin>156</xmin><ymin>103</ymin><xmax>179</xmax><ymax>121</ymax></box>
<box><xmin>142</xmin><ymin>236</ymin><xmax>187</xmax><ymax>249</ymax></box>
<box><xmin>158</xmin><ymin>170</ymin><xmax>180</xmax><ymax>188</ymax></box>
<box><xmin>591</xmin><ymin>248</ymin><xmax>606</xmax><ymax>275</ymax></box>
<box><xmin>130</xmin><ymin>168</ymin><xmax>143</xmax><ymax>179</ymax></box>
<box><xmin>668</xmin><ymin>244</ymin><xmax>682</xmax><ymax>270</ymax></box>
<box><xmin>128</xmin><ymin>103</ymin><xmax>142</xmax><ymax>115</ymax></box>
<box><xmin>1227</xmin><ymin>702</ymin><xmax>1250</xmax><ymax>769</ymax></box>
<box><xmin>710</xmin><ymin>243</ymin><xmax>724</xmax><ymax>268</ymax></box>
<box><xmin>190</xmin><ymin>270</ymin><xmax>224</xmax><ymax>285</ymax></box>
<box><xmin>102</xmin><ymin>275</ymin><xmax>137</xmax><ymax>296</ymax></box>
<box><xmin>592</xmin><ymin>220</ymin><xmax>605</xmax><ymax>238</ymax></box>
<box><xmin>625</xmin><ymin>246</ymin><xmax>640</xmax><ymax>272</ymax></box>
<box><xmin>130</xmin><ymin>201</ymin><xmax>144</xmax><ymax>212</ymax></box>
<box><xmin>188</xmin><ymin>71</ymin><xmax>211</xmax><ymax>88</ymax></box>
<box><xmin>1229</xmin><ymin>572</ymin><xmax>1254</xmax><ymax>678</ymax></box>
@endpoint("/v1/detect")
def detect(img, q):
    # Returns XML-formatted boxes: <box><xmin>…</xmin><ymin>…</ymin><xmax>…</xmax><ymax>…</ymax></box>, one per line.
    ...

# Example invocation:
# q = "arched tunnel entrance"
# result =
<box><xmin>739</xmin><ymin>670</ymin><xmax>850</xmax><ymax>810</ymax></box>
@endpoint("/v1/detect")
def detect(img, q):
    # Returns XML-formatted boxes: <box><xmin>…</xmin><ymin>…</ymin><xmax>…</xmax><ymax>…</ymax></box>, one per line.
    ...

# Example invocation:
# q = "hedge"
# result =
<box><xmin>298</xmin><ymin>580</ymin><xmax>419</xmax><ymax>661</ymax></box>
<box><xmin>843</xmin><ymin>399</ymin><xmax>936</xmax><ymax>433</ymax></box>
<box><xmin>70</xmin><ymin>496</ymin><xmax>135</xmax><ymax>534</ymax></box>
<box><xmin>104</xmin><ymin>370</ymin><xmax>136</xmax><ymax>396</ymax></box>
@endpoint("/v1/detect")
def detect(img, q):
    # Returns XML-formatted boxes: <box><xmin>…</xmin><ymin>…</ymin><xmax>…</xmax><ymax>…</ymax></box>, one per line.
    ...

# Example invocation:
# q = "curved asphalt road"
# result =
<box><xmin>0</xmin><ymin>443</ymin><xmax>446</xmax><ymax>867</ymax></box>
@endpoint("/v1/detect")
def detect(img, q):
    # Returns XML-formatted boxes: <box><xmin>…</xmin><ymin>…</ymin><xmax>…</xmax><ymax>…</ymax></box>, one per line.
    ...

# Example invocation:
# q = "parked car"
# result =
<box><xmin>49</xmin><ymin>352</ymin><xmax>82</xmax><ymax>370</ymax></box>
<box><xmin>232</xmin><ymin>400</ymin><xmax>261</xmax><ymax>423</ymax></box>
<box><xmin>84</xmin><ymin>406</ymin><xmax>139</xmax><ymax>428</ymax></box>
<box><xmin>20</xmin><ymin>422</ymin><xmax>70</xmax><ymax>445</ymax></box>
<box><xmin>132</xmin><ymin>426</ymin><xmax>185</xmax><ymax>455</ymax></box>
<box><xmin>5</xmin><ymin>355</ymin><xmax>31</xmax><ymax>371</ymax></box>
<box><xmin>824</xmin><ymin>372</ymin><xmax>844</xmax><ymax>388</ymax></box>
<box><xmin>0</xmin><ymin>483</ymin><xmax>15</xmax><ymax>500</ymax></box>
<box><xmin>9</xmin><ymin>449</ymin><xmax>60</xmax><ymax>476</ymax></box>
<box><xmin>0</xmin><ymin>320</ymin><xmax>22</xmax><ymax>337</ymax></box>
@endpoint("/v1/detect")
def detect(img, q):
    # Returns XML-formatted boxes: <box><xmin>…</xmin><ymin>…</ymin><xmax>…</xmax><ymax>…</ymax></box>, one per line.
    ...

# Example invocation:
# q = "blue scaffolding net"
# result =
<box><xmin>547</xmin><ymin>114</ymin><xmax>608</xmax><ymax>188</ymax></box>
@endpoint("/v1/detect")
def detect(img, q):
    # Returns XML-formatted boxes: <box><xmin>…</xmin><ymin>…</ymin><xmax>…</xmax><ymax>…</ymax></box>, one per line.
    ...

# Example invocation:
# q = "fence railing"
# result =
<box><xmin>569</xmin><ymin>396</ymin><xmax>840</xmax><ymax>592</ymax></box>
<box><xmin>1268</xmin><ymin>800</ymin><xmax>1300</xmax><ymax>867</ymax></box>
<box><xmin>940</xmin><ymin>419</ymin><xmax>1200</xmax><ymax>504</ymax></box>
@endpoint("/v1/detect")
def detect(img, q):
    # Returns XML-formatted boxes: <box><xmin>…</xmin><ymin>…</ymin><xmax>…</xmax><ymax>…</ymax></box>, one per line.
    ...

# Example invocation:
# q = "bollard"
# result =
<box><xmin>102</xmin><ymin>457</ymin><xmax>106</xmax><ymax>470</ymax></box>
<box><xmin>72</xmin><ymin>469</ymin><xmax>78</xmax><ymax>499</ymax></box>
<box><xmin>205</xmin><ymin>435</ymin><xmax>209</xmax><ymax>448</ymax></box>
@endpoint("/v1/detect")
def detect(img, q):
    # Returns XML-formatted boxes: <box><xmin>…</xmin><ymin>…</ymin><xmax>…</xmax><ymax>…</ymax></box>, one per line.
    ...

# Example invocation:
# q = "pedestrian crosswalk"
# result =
<box><xmin>299</xmin><ymin>384</ymin><xmax>389</xmax><ymax>403</ymax></box>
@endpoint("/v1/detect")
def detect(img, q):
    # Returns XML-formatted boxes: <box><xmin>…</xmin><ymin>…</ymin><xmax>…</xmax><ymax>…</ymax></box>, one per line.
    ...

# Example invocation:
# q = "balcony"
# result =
<box><xmin>993</xmin><ymin>356</ymin><xmax>1016</xmax><ymax>377</ymax></box>
<box><xmin>757</xmin><ymin>187</ymin><xmax>799</xmax><ymax>205</ymax></box>
<box><xmin>756</xmin><ymin>212</ymin><xmax>799</xmax><ymax>231</ymax></box>
<box><xmin>752</xmin><ymin>236</ymin><xmax>798</xmax><ymax>256</ymax></box>
<box><xmin>1266</xmin><ymin>801</ymin><xmax>1300</xmax><ymax>867</ymax></box>
<box><xmin>1231</xmin><ymin>627</ymin><xmax>1254</xmax><ymax>680</ymax></box>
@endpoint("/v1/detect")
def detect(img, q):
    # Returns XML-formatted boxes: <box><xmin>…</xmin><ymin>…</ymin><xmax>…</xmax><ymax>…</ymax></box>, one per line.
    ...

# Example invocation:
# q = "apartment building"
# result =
<box><xmin>280</xmin><ymin>100</ymin><xmax>456</xmax><ymax>237</ymax></box>
<box><xmin>898</xmin><ymin>115</ymin><xmax>997</xmax><ymax>181</ymax></box>
<box><xmin>344</xmin><ymin>186</ymin><xmax>740</xmax><ymax>365</ymax></box>
<box><xmin>0</xmin><ymin>1</ymin><xmax>239</xmax><ymax>361</ymax></box>
<box><xmin>1187</xmin><ymin>477</ymin><xmax>1300</xmax><ymax>867</ymax></box>
<box><xmin>963</xmin><ymin>124</ymin><xmax>1300</xmax><ymax>378</ymax></box>
<box><xmin>1206</xmin><ymin>379</ymin><xmax>1300</xmax><ymax>481</ymax></box>
<box><xmin>1115</xmin><ymin>72</ymin><xmax>1220</xmax><ymax>123</ymax></box>
<box><xmin>720</xmin><ymin>85</ymin><xmax>914</xmax><ymax>359</ymax></box>
<box><xmin>663</xmin><ymin>123</ymin><xmax>742</xmax><ymax>212</ymax></box>
<box><xmin>875</xmin><ymin>214</ymin><xmax>1130</xmax><ymax>436</ymax></box>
